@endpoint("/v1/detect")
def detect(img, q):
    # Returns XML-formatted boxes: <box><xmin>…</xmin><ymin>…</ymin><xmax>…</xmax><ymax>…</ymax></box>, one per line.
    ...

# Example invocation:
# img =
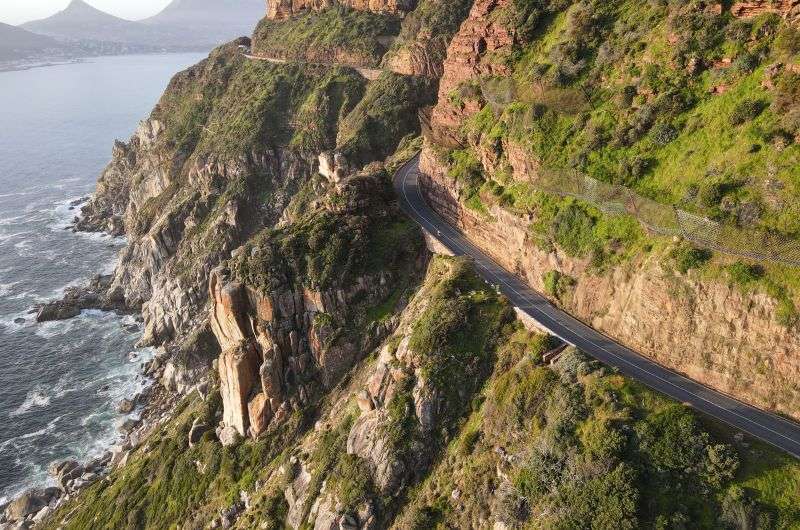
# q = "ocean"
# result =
<box><xmin>0</xmin><ymin>53</ymin><xmax>205</xmax><ymax>504</ymax></box>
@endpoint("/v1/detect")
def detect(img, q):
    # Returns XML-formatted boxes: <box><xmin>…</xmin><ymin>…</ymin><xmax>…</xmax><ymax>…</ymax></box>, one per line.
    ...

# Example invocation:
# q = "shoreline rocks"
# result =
<box><xmin>34</xmin><ymin>275</ymin><xmax>131</xmax><ymax>323</ymax></box>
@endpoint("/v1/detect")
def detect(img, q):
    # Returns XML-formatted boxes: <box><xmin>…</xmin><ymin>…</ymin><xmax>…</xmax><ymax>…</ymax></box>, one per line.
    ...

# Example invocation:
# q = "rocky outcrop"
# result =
<box><xmin>209</xmin><ymin>265</ymin><xmax>398</xmax><ymax>437</ymax></box>
<box><xmin>429</xmin><ymin>0</ymin><xmax>516</xmax><ymax>146</ymax></box>
<box><xmin>731</xmin><ymin>0</ymin><xmax>800</xmax><ymax>21</ymax></box>
<box><xmin>207</xmin><ymin>166</ymin><xmax>425</xmax><ymax>439</ymax></box>
<box><xmin>318</xmin><ymin>151</ymin><xmax>349</xmax><ymax>184</ymax></box>
<box><xmin>75</xmin><ymin>119</ymin><xmax>166</xmax><ymax>237</ymax></box>
<box><xmin>382</xmin><ymin>0</ymin><xmax>473</xmax><ymax>78</ymax></box>
<box><xmin>218</xmin><ymin>339</ymin><xmax>260</xmax><ymax>436</ymax></box>
<box><xmin>35</xmin><ymin>275</ymin><xmax>128</xmax><ymax>322</ymax></box>
<box><xmin>418</xmin><ymin>147</ymin><xmax>800</xmax><ymax>419</ymax></box>
<box><xmin>266</xmin><ymin>0</ymin><xmax>417</xmax><ymax>20</ymax></box>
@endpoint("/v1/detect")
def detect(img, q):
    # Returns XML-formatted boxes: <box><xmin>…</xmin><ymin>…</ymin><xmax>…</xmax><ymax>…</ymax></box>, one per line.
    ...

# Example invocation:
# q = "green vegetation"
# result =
<box><xmin>383</xmin><ymin>0</ymin><xmax>473</xmax><ymax>74</ymax></box>
<box><xmin>289</xmin><ymin>68</ymin><xmax>366</xmax><ymax>153</ymax></box>
<box><xmin>396</xmin><ymin>338</ymin><xmax>800</xmax><ymax>529</ymax></box>
<box><xmin>542</xmin><ymin>269</ymin><xmax>576</xmax><ymax>300</ymax></box>
<box><xmin>337</xmin><ymin>72</ymin><xmax>437</xmax><ymax>166</ymax></box>
<box><xmin>252</xmin><ymin>6</ymin><xmax>400</xmax><ymax>68</ymax></box>
<box><xmin>409</xmin><ymin>258</ymin><xmax>514</xmax><ymax>416</ymax></box>
<box><xmin>669</xmin><ymin>243</ymin><xmax>713</xmax><ymax>274</ymax></box>
<box><xmin>230</xmin><ymin>173</ymin><xmax>422</xmax><ymax>292</ymax></box>
<box><xmin>43</xmin><ymin>389</ymin><xmax>297</xmax><ymax>530</ymax></box>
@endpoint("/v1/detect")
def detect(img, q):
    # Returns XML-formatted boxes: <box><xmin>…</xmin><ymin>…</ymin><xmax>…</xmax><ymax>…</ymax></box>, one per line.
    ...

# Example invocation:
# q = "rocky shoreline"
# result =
<box><xmin>0</xmin><ymin>215</ymin><xmax>207</xmax><ymax>529</ymax></box>
<box><xmin>0</xmin><ymin>339</ymin><xmax>205</xmax><ymax>529</ymax></box>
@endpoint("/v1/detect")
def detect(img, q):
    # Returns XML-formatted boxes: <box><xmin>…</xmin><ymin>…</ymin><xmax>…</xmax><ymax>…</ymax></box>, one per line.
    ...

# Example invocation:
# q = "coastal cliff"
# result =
<box><xmin>21</xmin><ymin>0</ymin><xmax>800</xmax><ymax>528</ymax></box>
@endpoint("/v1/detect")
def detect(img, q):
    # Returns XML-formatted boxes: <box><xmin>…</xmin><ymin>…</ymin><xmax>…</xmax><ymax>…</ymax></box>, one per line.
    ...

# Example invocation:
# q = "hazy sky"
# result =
<box><xmin>0</xmin><ymin>0</ymin><xmax>173</xmax><ymax>25</ymax></box>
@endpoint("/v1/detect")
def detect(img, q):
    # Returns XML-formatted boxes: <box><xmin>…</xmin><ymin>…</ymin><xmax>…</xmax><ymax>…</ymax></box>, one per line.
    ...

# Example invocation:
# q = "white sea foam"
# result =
<box><xmin>33</xmin><ymin>317</ymin><xmax>79</xmax><ymax>338</ymax></box>
<box><xmin>0</xmin><ymin>281</ymin><xmax>18</xmax><ymax>297</ymax></box>
<box><xmin>0</xmin><ymin>214</ymin><xmax>27</xmax><ymax>226</ymax></box>
<box><xmin>0</xmin><ymin>313</ymin><xmax>33</xmax><ymax>332</ymax></box>
<box><xmin>9</xmin><ymin>387</ymin><xmax>52</xmax><ymax>417</ymax></box>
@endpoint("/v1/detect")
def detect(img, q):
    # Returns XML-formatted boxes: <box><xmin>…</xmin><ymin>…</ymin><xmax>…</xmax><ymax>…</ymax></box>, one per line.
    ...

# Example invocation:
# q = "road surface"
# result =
<box><xmin>394</xmin><ymin>153</ymin><xmax>800</xmax><ymax>459</ymax></box>
<box><xmin>243</xmin><ymin>53</ymin><xmax>382</xmax><ymax>80</ymax></box>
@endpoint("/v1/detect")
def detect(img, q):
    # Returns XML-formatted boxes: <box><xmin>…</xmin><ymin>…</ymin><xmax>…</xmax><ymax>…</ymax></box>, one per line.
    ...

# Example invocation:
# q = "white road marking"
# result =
<box><xmin>396</xmin><ymin>156</ymin><xmax>800</xmax><ymax>457</ymax></box>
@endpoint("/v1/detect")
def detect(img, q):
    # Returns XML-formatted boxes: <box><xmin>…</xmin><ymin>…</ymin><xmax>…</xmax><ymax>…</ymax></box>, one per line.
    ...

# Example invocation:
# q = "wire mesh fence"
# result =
<box><xmin>526</xmin><ymin>160</ymin><xmax>800</xmax><ymax>267</ymax></box>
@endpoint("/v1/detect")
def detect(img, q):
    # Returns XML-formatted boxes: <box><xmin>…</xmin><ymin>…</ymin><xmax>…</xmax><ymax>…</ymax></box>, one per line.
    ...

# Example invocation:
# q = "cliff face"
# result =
<box><xmin>413</xmin><ymin>0</ymin><xmax>800</xmax><ymax>419</ymax></box>
<box><xmin>428</xmin><ymin>0</ymin><xmax>515</xmax><ymax>145</ymax></box>
<box><xmin>419</xmin><ymin>149</ymin><xmax>800</xmax><ymax>417</ymax></box>
<box><xmin>208</xmin><ymin>169</ymin><xmax>425</xmax><ymax>439</ymax></box>
<box><xmin>731</xmin><ymin>0</ymin><xmax>800</xmax><ymax>20</ymax></box>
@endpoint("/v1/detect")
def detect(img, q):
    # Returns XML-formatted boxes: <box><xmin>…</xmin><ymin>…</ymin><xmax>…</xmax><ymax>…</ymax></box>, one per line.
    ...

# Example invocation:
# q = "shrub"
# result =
<box><xmin>730</xmin><ymin>98</ymin><xmax>765</xmax><ymax>126</ymax></box>
<box><xmin>551</xmin><ymin>203</ymin><xmax>596</xmax><ymax>257</ymax></box>
<box><xmin>448</xmin><ymin>148</ymin><xmax>485</xmax><ymax>192</ymax></box>
<box><xmin>720</xmin><ymin>486</ymin><xmax>761</xmax><ymax>530</ymax></box>
<box><xmin>774</xmin><ymin>25</ymin><xmax>800</xmax><ymax>56</ymax></box>
<box><xmin>726</xmin><ymin>261</ymin><xmax>764</xmax><ymax>286</ymax></box>
<box><xmin>702</xmin><ymin>444</ymin><xmax>740</xmax><ymax>488</ymax></box>
<box><xmin>542</xmin><ymin>269</ymin><xmax>576</xmax><ymax>301</ymax></box>
<box><xmin>635</xmin><ymin>405</ymin><xmax>708</xmax><ymax>474</ymax></box>
<box><xmin>671</xmin><ymin>244</ymin><xmax>712</xmax><ymax>274</ymax></box>
<box><xmin>732</xmin><ymin>51</ymin><xmax>760</xmax><ymax>75</ymax></box>
<box><xmin>651</xmin><ymin>122</ymin><xmax>679</xmax><ymax>146</ymax></box>
<box><xmin>619</xmin><ymin>156</ymin><xmax>651</xmax><ymax>184</ymax></box>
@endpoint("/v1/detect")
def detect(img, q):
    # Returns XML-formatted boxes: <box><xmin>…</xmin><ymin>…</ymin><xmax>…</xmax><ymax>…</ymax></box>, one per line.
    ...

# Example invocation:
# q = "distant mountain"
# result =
<box><xmin>0</xmin><ymin>22</ymin><xmax>59</xmax><ymax>61</ymax></box>
<box><xmin>22</xmin><ymin>0</ymin><xmax>169</xmax><ymax>47</ymax></box>
<box><xmin>21</xmin><ymin>0</ymin><xmax>264</xmax><ymax>51</ymax></box>
<box><xmin>145</xmin><ymin>0</ymin><xmax>264</xmax><ymax>40</ymax></box>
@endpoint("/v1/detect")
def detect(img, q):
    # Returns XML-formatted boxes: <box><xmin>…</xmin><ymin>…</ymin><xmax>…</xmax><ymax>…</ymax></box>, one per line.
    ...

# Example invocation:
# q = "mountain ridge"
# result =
<box><xmin>21</xmin><ymin>0</ymin><xmax>263</xmax><ymax>50</ymax></box>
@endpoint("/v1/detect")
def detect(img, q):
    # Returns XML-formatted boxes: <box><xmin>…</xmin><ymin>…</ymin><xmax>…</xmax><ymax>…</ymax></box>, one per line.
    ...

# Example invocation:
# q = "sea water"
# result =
<box><xmin>0</xmin><ymin>53</ymin><xmax>204</xmax><ymax>503</ymax></box>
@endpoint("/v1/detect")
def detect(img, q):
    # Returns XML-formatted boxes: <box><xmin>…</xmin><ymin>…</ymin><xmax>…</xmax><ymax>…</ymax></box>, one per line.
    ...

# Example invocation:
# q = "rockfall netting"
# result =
<box><xmin>530</xmin><ymin>162</ymin><xmax>800</xmax><ymax>266</ymax></box>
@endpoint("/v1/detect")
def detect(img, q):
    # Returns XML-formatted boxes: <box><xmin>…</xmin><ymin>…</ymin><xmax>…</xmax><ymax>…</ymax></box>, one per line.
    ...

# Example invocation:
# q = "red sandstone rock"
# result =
<box><xmin>429</xmin><ymin>0</ymin><xmax>516</xmax><ymax>145</ymax></box>
<box><xmin>731</xmin><ymin>0</ymin><xmax>800</xmax><ymax>20</ymax></box>
<box><xmin>219</xmin><ymin>340</ymin><xmax>260</xmax><ymax>436</ymax></box>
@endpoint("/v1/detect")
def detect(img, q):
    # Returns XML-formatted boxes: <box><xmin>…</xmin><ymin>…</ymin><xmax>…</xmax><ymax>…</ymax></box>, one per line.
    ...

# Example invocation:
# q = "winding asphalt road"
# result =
<box><xmin>394</xmin><ymin>154</ymin><xmax>800</xmax><ymax>459</ymax></box>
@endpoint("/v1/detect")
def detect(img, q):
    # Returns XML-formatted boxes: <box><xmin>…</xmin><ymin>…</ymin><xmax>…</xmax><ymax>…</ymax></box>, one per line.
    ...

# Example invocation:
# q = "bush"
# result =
<box><xmin>635</xmin><ymin>405</ymin><xmax>708</xmax><ymax>474</ymax></box>
<box><xmin>542</xmin><ymin>270</ymin><xmax>576</xmax><ymax>301</ymax></box>
<box><xmin>775</xmin><ymin>25</ymin><xmax>800</xmax><ymax>56</ymax></box>
<box><xmin>721</xmin><ymin>486</ymin><xmax>761</xmax><ymax>530</ymax></box>
<box><xmin>730</xmin><ymin>98</ymin><xmax>765</xmax><ymax>126</ymax></box>
<box><xmin>551</xmin><ymin>203</ymin><xmax>596</xmax><ymax>257</ymax></box>
<box><xmin>702</xmin><ymin>444</ymin><xmax>740</xmax><ymax>488</ymax></box>
<box><xmin>448</xmin><ymin>148</ymin><xmax>485</xmax><ymax>192</ymax></box>
<box><xmin>651</xmin><ymin>122</ymin><xmax>679</xmax><ymax>146</ymax></box>
<box><xmin>726</xmin><ymin>262</ymin><xmax>764</xmax><ymax>286</ymax></box>
<box><xmin>671</xmin><ymin>244</ymin><xmax>712</xmax><ymax>274</ymax></box>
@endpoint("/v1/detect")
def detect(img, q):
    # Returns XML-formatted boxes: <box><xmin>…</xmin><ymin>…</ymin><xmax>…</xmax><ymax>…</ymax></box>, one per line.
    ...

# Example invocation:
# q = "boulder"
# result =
<box><xmin>347</xmin><ymin>411</ymin><xmax>406</xmax><ymax>494</ymax></box>
<box><xmin>247</xmin><ymin>393</ymin><xmax>272</xmax><ymax>439</ymax></box>
<box><xmin>4</xmin><ymin>488</ymin><xmax>58</xmax><ymax>520</ymax></box>
<box><xmin>216</xmin><ymin>425</ymin><xmax>242</xmax><ymax>447</ymax></box>
<box><xmin>35</xmin><ymin>302</ymin><xmax>80</xmax><ymax>322</ymax></box>
<box><xmin>117</xmin><ymin>418</ymin><xmax>140</xmax><ymax>435</ymax></box>
<box><xmin>32</xmin><ymin>506</ymin><xmax>51</xmax><ymax>524</ymax></box>
<box><xmin>48</xmin><ymin>460</ymin><xmax>83</xmax><ymax>490</ymax></box>
<box><xmin>284</xmin><ymin>465</ymin><xmax>313</xmax><ymax>529</ymax></box>
<box><xmin>218</xmin><ymin>340</ymin><xmax>260</xmax><ymax>436</ymax></box>
<box><xmin>356</xmin><ymin>390</ymin><xmax>373</xmax><ymax>412</ymax></box>
<box><xmin>116</xmin><ymin>398</ymin><xmax>135</xmax><ymax>414</ymax></box>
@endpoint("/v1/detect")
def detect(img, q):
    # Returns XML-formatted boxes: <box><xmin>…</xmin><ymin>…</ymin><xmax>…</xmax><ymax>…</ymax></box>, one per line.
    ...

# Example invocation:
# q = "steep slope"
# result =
<box><xmin>15</xmin><ymin>1</ymin><xmax>800</xmax><ymax>529</ymax></box>
<box><xmin>42</xmin><ymin>257</ymin><xmax>800</xmax><ymax>529</ymax></box>
<box><xmin>419</xmin><ymin>0</ymin><xmax>800</xmax><ymax>420</ymax></box>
